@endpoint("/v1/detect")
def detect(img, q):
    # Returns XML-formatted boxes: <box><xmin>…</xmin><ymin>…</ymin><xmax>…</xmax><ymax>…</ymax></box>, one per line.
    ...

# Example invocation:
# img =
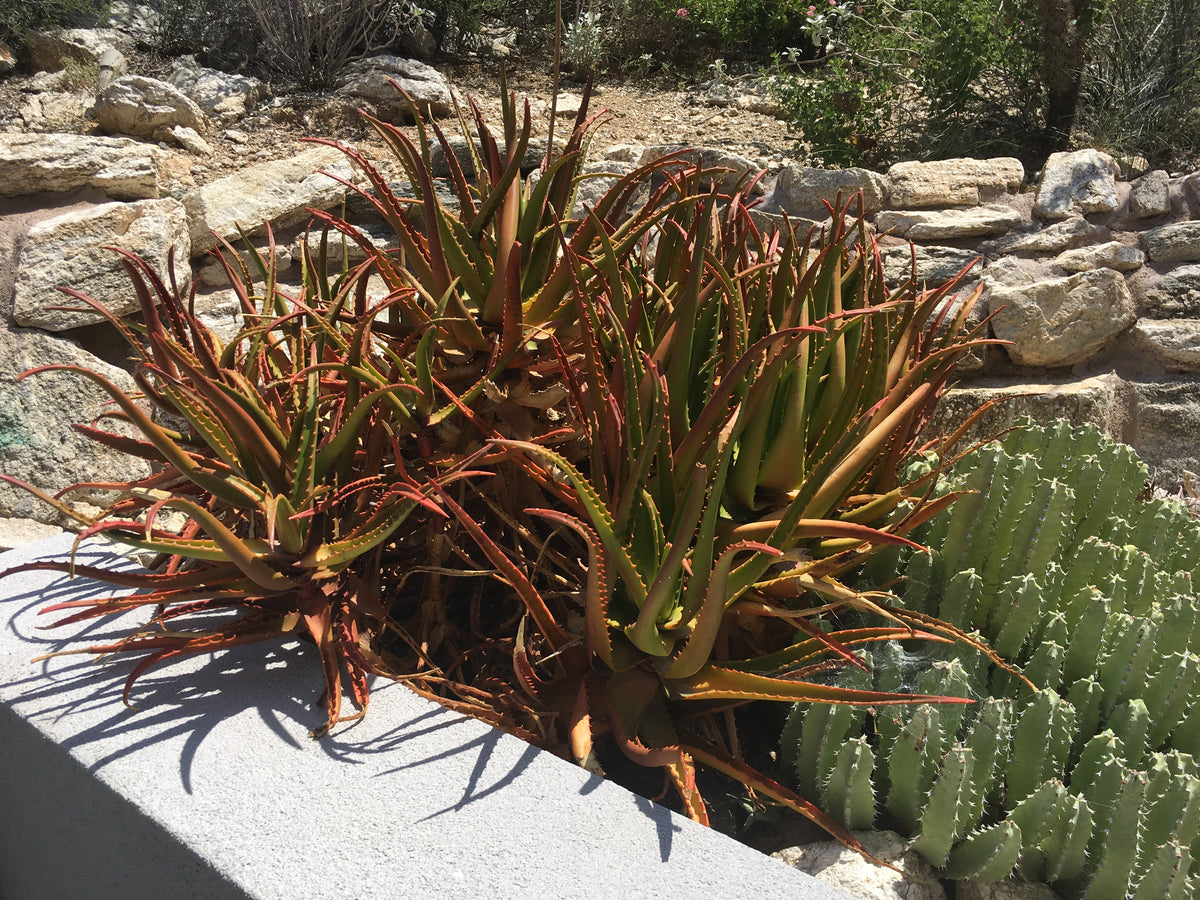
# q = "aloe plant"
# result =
<box><xmin>783</xmin><ymin>420</ymin><xmax>1200</xmax><ymax>896</ymax></box>
<box><xmin>1</xmin><ymin>80</ymin><xmax>992</xmax><ymax>850</ymax></box>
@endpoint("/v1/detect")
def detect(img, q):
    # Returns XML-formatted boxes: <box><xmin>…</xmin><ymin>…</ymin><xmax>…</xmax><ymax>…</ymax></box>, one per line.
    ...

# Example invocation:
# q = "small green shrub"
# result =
<box><xmin>772</xmin><ymin>0</ymin><xmax>1041</xmax><ymax>166</ymax></box>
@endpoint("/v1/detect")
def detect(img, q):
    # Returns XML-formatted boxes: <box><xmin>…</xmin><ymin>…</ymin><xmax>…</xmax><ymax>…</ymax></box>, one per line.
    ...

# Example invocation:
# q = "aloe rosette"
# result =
<box><xmin>2</xmin><ymin>81</ymin><xmax>995</xmax><ymax>851</ymax></box>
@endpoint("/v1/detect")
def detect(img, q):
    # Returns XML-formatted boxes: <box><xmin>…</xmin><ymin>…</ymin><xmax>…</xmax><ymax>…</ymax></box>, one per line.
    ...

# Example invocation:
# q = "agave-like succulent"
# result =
<box><xmin>1</xmin><ymin>81</ymin><xmax>992</xmax><ymax>848</ymax></box>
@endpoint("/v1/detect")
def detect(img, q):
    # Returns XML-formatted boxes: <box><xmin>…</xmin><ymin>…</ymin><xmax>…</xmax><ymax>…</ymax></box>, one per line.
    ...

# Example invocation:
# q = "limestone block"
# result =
<box><xmin>775</xmin><ymin>831</ymin><xmax>945</xmax><ymax>900</ymax></box>
<box><xmin>1052</xmin><ymin>240</ymin><xmax>1145</xmax><ymax>273</ymax></box>
<box><xmin>1129</xmin><ymin>170</ymin><xmax>1170</xmax><ymax>218</ymax></box>
<box><xmin>1143</xmin><ymin>222</ymin><xmax>1200</xmax><ymax>263</ymax></box>
<box><xmin>638</xmin><ymin>145</ymin><xmax>765</xmax><ymax>195</ymax></box>
<box><xmin>1034</xmin><ymin>149</ymin><xmax>1120</xmax><ymax>219</ymax></box>
<box><xmin>1141</xmin><ymin>265</ymin><xmax>1200</xmax><ymax>318</ymax></box>
<box><xmin>0</xmin><ymin>327</ymin><xmax>152</xmax><ymax>525</ymax></box>
<box><xmin>762</xmin><ymin>164</ymin><xmax>887</xmax><ymax>217</ymax></box>
<box><xmin>881</xmin><ymin>245</ymin><xmax>980</xmax><ymax>288</ymax></box>
<box><xmin>877</xmin><ymin>205</ymin><xmax>1024</xmax><ymax>240</ymax></box>
<box><xmin>1130</xmin><ymin>377</ymin><xmax>1200</xmax><ymax>482</ymax></box>
<box><xmin>24</xmin><ymin>27</ymin><xmax>129</xmax><ymax>73</ymax></box>
<box><xmin>0</xmin><ymin>133</ymin><xmax>184</xmax><ymax>200</ymax></box>
<box><xmin>1128</xmin><ymin>320</ymin><xmax>1200</xmax><ymax>372</ymax></box>
<box><xmin>927</xmin><ymin>373</ymin><xmax>1133</xmax><ymax>451</ymax></box>
<box><xmin>886</xmin><ymin>157</ymin><xmax>1023</xmax><ymax>208</ymax></box>
<box><xmin>17</xmin><ymin>91</ymin><xmax>88</xmax><ymax>132</ymax></box>
<box><xmin>430</xmin><ymin>134</ymin><xmax>556</xmax><ymax>177</ymax></box>
<box><xmin>94</xmin><ymin>75</ymin><xmax>209</xmax><ymax>141</ymax></box>
<box><xmin>988</xmin><ymin>268</ymin><xmax>1135</xmax><ymax>366</ymax></box>
<box><xmin>1186</xmin><ymin>172</ymin><xmax>1200</xmax><ymax>204</ymax></box>
<box><xmin>153</xmin><ymin>125</ymin><xmax>212</xmax><ymax>156</ymax></box>
<box><xmin>167</xmin><ymin>59</ymin><xmax>265</xmax><ymax>120</ymax></box>
<box><xmin>13</xmin><ymin>198</ymin><xmax>191</xmax><ymax>331</ymax></box>
<box><xmin>336</xmin><ymin>55</ymin><xmax>453</xmax><ymax>122</ymax></box>
<box><xmin>181</xmin><ymin>145</ymin><xmax>360</xmax><ymax>255</ymax></box>
<box><xmin>981</xmin><ymin>218</ymin><xmax>1108</xmax><ymax>256</ymax></box>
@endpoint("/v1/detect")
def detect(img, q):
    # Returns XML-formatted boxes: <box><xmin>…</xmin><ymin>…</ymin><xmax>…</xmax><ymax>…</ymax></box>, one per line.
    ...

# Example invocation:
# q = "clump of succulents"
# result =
<box><xmin>783</xmin><ymin>420</ymin><xmax>1200</xmax><ymax>896</ymax></box>
<box><xmin>1</xmin><ymin>79</ymin><xmax>992</xmax><ymax>841</ymax></box>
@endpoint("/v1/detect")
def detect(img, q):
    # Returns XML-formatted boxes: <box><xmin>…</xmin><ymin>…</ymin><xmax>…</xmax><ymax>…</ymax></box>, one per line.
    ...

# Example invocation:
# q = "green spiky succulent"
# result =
<box><xmin>782</xmin><ymin>420</ymin><xmax>1200</xmax><ymax>897</ymax></box>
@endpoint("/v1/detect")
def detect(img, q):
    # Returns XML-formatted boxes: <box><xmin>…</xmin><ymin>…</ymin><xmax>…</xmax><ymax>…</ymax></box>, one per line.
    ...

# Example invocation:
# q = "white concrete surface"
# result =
<box><xmin>0</xmin><ymin>534</ymin><xmax>851</xmax><ymax>899</ymax></box>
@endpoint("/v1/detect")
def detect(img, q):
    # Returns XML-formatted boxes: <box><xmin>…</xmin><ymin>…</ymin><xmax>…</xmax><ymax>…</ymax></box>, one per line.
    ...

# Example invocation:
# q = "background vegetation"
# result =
<box><xmin>5</xmin><ymin>0</ymin><xmax>1196</xmax><ymax>168</ymax></box>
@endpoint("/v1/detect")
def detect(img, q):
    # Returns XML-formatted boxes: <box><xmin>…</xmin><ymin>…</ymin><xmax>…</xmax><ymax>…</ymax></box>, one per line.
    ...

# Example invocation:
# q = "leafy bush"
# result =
<box><xmin>772</xmin><ymin>0</ymin><xmax>1042</xmax><ymax>167</ymax></box>
<box><xmin>0</xmin><ymin>85</ymin><xmax>990</xmax><ymax>837</ymax></box>
<box><xmin>784</xmin><ymin>420</ymin><xmax>1200</xmax><ymax>894</ymax></box>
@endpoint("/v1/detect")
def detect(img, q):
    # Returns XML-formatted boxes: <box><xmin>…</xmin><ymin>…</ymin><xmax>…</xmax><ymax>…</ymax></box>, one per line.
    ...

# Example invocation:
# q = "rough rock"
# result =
<box><xmin>553</xmin><ymin>93</ymin><xmax>584</xmax><ymax>117</ymax></box>
<box><xmin>1034</xmin><ymin>149</ymin><xmax>1121</xmax><ymax>219</ymax></box>
<box><xmin>983</xmin><ymin>256</ymin><xmax>1053</xmax><ymax>289</ymax></box>
<box><xmin>877</xmin><ymin>205</ymin><xmax>1024</xmax><ymax>240</ymax></box>
<box><xmin>154</xmin><ymin>125</ymin><xmax>212</xmax><ymax>156</ymax></box>
<box><xmin>928</xmin><ymin>373</ymin><xmax>1133</xmax><ymax>451</ymax></box>
<box><xmin>290</xmin><ymin>225</ymin><xmax>391</xmax><ymax>271</ymax></box>
<box><xmin>0</xmin><ymin>41</ymin><xmax>14</xmax><ymax>74</ymax></box>
<box><xmin>1128</xmin><ymin>320</ymin><xmax>1200</xmax><ymax>372</ymax></box>
<box><xmin>17</xmin><ymin>90</ymin><xmax>89</xmax><ymax>132</ymax></box>
<box><xmin>571</xmin><ymin>161</ymin><xmax>648</xmax><ymax>219</ymax></box>
<box><xmin>0</xmin><ymin>327</ymin><xmax>152</xmax><ymax>525</ymax></box>
<box><xmin>94</xmin><ymin>75</ymin><xmax>209</xmax><ymax>141</ymax></box>
<box><xmin>24</xmin><ymin>27</ymin><xmax>130</xmax><ymax>72</ymax></box>
<box><xmin>773</xmin><ymin>830</ymin><xmax>945</xmax><ymax>900</ymax></box>
<box><xmin>1129</xmin><ymin>170</ymin><xmax>1170</xmax><ymax>218</ymax></box>
<box><xmin>956</xmin><ymin>878</ymin><xmax>1062</xmax><ymax>900</ymax></box>
<box><xmin>429</xmin><ymin>134</ymin><xmax>562</xmax><ymax>177</ymax></box>
<box><xmin>13</xmin><ymin>198</ymin><xmax>191</xmax><ymax>330</ymax></box>
<box><xmin>0</xmin><ymin>517</ymin><xmax>64</xmax><ymax>552</ymax></box>
<box><xmin>336</xmin><ymin>55</ymin><xmax>453</xmax><ymax>122</ymax></box>
<box><xmin>1052</xmin><ymin>241</ymin><xmax>1145</xmax><ymax>273</ymax></box>
<box><xmin>762</xmin><ymin>165</ymin><xmax>888</xmax><ymax>218</ymax></box>
<box><xmin>693</xmin><ymin>74</ymin><xmax>782</xmax><ymax>115</ymax></box>
<box><xmin>1143</xmin><ymin>222</ymin><xmax>1200</xmax><ymax>262</ymax></box>
<box><xmin>886</xmin><ymin>157</ymin><xmax>1023</xmax><ymax>208</ymax></box>
<box><xmin>638</xmin><ymin>145</ymin><xmax>765</xmax><ymax>195</ymax></box>
<box><xmin>167</xmin><ymin>58</ymin><xmax>265</xmax><ymax>120</ymax></box>
<box><xmin>981</xmin><ymin>218</ymin><xmax>1109</xmax><ymax>256</ymax></box>
<box><xmin>192</xmin><ymin>287</ymin><xmax>245</xmax><ymax>344</ymax></box>
<box><xmin>1186</xmin><ymin>172</ymin><xmax>1200</xmax><ymax>204</ymax></box>
<box><xmin>182</xmin><ymin>144</ymin><xmax>361</xmax><ymax>255</ymax></box>
<box><xmin>397</xmin><ymin>23</ymin><xmax>438</xmax><ymax>59</ymax></box>
<box><xmin>0</xmin><ymin>133</ymin><xmax>185</xmax><ymax>200</ymax></box>
<box><xmin>1130</xmin><ymin>377</ymin><xmax>1200</xmax><ymax>482</ymax></box>
<box><xmin>1141</xmin><ymin>265</ymin><xmax>1200</xmax><ymax>317</ymax></box>
<box><xmin>881</xmin><ymin>245</ymin><xmax>981</xmax><ymax>288</ymax></box>
<box><xmin>988</xmin><ymin>268</ymin><xmax>1136</xmax><ymax>366</ymax></box>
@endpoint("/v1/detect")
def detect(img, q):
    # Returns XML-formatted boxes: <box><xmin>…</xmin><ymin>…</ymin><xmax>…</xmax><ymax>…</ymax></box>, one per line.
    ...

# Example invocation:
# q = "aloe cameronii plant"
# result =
<box><xmin>1</xmin><ymin>79</ymin><xmax>993</xmax><ymax>844</ymax></box>
<box><xmin>784</xmin><ymin>421</ymin><xmax>1200</xmax><ymax>896</ymax></box>
<box><xmin>0</xmin><ymin>235</ymin><xmax>460</xmax><ymax>737</ymax></box>
<box><xmin>421</xmin><ymin>177</ymin><xmax>997</xmax><ymax>826</ymax></box>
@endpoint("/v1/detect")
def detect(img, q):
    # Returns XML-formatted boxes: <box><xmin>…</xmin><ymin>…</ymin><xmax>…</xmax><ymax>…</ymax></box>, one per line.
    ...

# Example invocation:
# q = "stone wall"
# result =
<box><xmin>750</xmin><ymin>149</ymin><xmax>1200</xmax><ymax>485</ymax></box>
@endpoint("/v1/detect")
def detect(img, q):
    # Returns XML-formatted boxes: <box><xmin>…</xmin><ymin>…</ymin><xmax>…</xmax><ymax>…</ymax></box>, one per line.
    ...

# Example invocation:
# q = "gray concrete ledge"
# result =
<box><xmin>1</xmin><ymin>535</ymin><xmax>850</xmax><ymax>899</ymax></box>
